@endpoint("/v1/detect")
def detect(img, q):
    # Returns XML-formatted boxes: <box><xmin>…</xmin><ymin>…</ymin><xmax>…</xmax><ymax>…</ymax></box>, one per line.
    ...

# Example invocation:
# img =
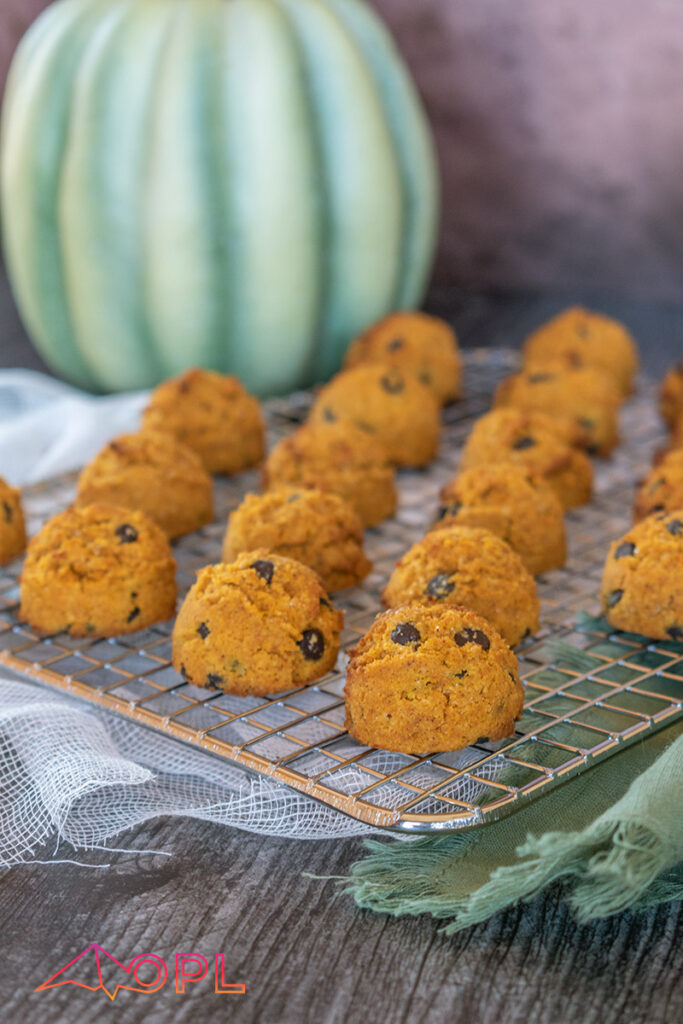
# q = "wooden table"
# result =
<box><xmin>0</xmin><ymin>267</ymin><xmax>681</xmax><ymax>1024</ymax></box>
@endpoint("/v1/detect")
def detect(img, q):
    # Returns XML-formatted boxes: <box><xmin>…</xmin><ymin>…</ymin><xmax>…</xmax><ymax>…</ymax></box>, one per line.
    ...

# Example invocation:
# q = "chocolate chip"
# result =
<box><xmin>251</xmin><ymin>559</ymin><xmax>274</xmax><ymax>584</ymax></box>
<box><xmin>116</xmin><ymin>523</ymin><xmax>138</xmax><ymax>544</ymax></box>
<box><xmin>606</xmin><ymin>589</ymin><xmax>624</xmax><ymax>608</ymax></box>
<box><xmin>299</xmin><ymin>628</ymin><xmax>325</xmax><ymax>661</ymax></box>
<box><xmin>180</xmin><ymin>664</ymin><xmax>190</xmax><ymax>680</ymax></box>
<box><xmin>438</xmin><ymin>503</ymin><xmax>462</xmax><ymax>520</ymax></box>
<box><xmin>207</xmin><ymin>673</ymin><xmax>224</xmax><ymax>688</ymax></box>
<box><xmin>2</xmin><ymin>501</ymin><xmax>12</xmax><ymax>524</ymax></box>
<box><xmin>651</xmin><ymin>505</ymin><xmax>666</xmax><ymax>514</ymax></box>
<box><xmin>320</xmin><ymin>597</ymin><xmax>333</xmax><ymax>610</ymax></box>
<box><xmin>197</xmin><ymin>622</ymin><xmax>210</xmax><ymax>639</ymax></box>
<box><xmin>126</xmin><ymin>606</ymin><xmax>140</xmax><ymax>623</ymax></box>
<box><xmin>391</xmin><ymin>623</ymin><xmax>422</xmax><ymax>647</ymax></box>
<box><xmin>419</xmin><ymin>371</ymin><xmax>432</xmax><ymax>386</ymax></box>
<box><xmin>512</xmin><ymin>436</ymin><xmax>536</xmax><ymax>451</ymax></box>
<box><xmin>667</xmin><ymin>626</ymin><xmax>683</xmax><ymax>641</ymax></box>
<box><xmin>615</xmin><ymin>542</ymin><xmax>637</xmax><ymax>559</ymax></box>
<box><xmin>667</xmin><ymin>519</ymin><xmax>683</xmax><ymax>536</ymax></box>
<box><xmin>578</xmin><ymin>417</ymin><xmax>595</xmax><ymax>431</ymax></box>
<box><xmin>453</xmin><ymin>669</ymin><xmax>468</xmax><ymax>679</ymax></box>
<box><xmin>425</xmin><ymin>573</ymin><xmax>455</xmax><ymax>600</ymax></box>
<box><xmin>476</xmin><ymin>736</ymin><xmax>490</xmax><ymax>744</ymax></box>
<box><xmin>528</xmin><ymin>372</ymin><xmax>553</xmax><ymax>383</ymax></box>
<box><xmin>381</xmin><ymin>371</ymin><xmax>404</xmax><ymax>395</ymax></box>
<box><xmin>387</xmin><ymin>338</ymin><xmax>404</xmax><ymax>352</ymax></box>
<box><xmin>323</xmin><ymin>407</ymin><xmax>337</xmax><ymax>423</ymax></box>
<box><xmin>454</xmin><ymin>628</ymin><xmax>490</xmax><ymax>651</ymax></box>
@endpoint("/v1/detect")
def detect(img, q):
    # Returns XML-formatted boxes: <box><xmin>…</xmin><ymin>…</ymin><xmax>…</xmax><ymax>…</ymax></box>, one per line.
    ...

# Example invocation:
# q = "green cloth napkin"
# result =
<box><xmin>342</xmin><ymin>722</ymin><xmax>683</xmax><ymax>932</ymax></box>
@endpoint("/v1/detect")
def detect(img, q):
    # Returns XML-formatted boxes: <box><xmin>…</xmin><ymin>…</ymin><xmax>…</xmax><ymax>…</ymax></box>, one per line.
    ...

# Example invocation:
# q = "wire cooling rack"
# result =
<box><xmin>0</xmin><ymin>349</ymin><xmax>681</xmax><ymax>833</ymax></box>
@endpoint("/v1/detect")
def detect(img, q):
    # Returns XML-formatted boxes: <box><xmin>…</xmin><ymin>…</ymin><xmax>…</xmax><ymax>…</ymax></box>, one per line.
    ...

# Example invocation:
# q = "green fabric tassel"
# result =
<box><xmin>341</xmin><ymin>722</ymin><xmax>683</xmax><ymax>932</ymax></box>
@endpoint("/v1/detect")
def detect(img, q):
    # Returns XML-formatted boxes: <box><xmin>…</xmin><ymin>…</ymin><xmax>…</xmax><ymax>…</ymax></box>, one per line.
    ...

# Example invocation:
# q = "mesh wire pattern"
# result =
<box><xmin>0</xmin><ymin>349</ymin><xmax>681</xmax><ymax>833</ymax></box>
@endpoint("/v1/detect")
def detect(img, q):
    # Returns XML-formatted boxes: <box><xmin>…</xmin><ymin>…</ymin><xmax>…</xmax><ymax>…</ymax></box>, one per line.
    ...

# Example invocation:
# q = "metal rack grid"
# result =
<box><xmin>0</xmin><ymin>349</ymin><xmax>680</xmax><ymax>833</ymax></box>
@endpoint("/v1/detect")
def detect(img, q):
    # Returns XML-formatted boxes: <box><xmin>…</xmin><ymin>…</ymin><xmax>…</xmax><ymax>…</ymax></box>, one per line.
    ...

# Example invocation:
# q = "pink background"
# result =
<box><xmin>4</xmin><ymin>0</ymin><xmax>683</xmax><ymax>301</ymax></box>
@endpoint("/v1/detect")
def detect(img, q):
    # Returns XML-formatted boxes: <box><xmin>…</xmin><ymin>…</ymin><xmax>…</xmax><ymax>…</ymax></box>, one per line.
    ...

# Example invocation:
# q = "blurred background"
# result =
<box><xmin>1</xmin><ymin>0</ymin><xmax>682</xmax><ymax>376</ymax></box>
<box><xmin>7</xmin><ymin>0</ymin><xmax>681</xmax><ymax>301</ymax></box>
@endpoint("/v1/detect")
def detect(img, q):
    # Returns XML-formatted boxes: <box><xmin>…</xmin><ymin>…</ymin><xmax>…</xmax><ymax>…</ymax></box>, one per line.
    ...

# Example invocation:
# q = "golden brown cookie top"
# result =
<box><xmin>659</xmin><ymin>361</ymin><xmax>683</xmax><ymax>430</ymax></box>
<box><xmin>187</xmin><ymin>550</ymin><xmax>343</xmax><ymax>634</ymax></box>
<box><xmin>312</xmin><ymin>363</ymin><xmax>439</xmax><ymax>418</ymax></box>
<box><xmin>344</xmin><ymin>311</ymin><xmax>462</xmax><ymax>404</ymax></box>
<box><xmin>634</xmin><ymin>450</ymin><xmax>683</xmax><ymax>520</ymax></box>
<box><xmin>308</xmin><ymin>363</ymin><xmax>441</xmax><ymax>467</ymax></box>
<box><xmin>523</xmin><ymin>306</ymin><xmax>639</xmax><ymax>394</ymax></box>
<box><xmin>439</xmin><ymin>462</ymin><xmax>563</xmax><ymax>520</ymax></box>
<box><xmin>23</xmin><ymin>503</ymin><xmax>175</xmax><ymax>586</ymax></box>
<box><xmin>348</xmin><ymin>604</ymin><xmax>520</xmax><ymax>677</ymax></box>
<box><xmin>226</xmin><ymin>487</ymin><xmax>365</xmax><ymax>546</ymax></box>
<box><xmin>142</xmin><ymin>367</ymin><xmax>263</xmax><ymax>463</ymax></box>
<box><xmin>78</xmin><ymin>430</ymin><xmax>210</xmax><ymax>488</ymax></box>
<box><xmin>384</xmin><ymin>525</ymin><xmax>533</xmax><ymax>598</ymax></box>
<box><xmin>606</xmin><ymin>509</ymin><xmax>683</xmax><ymax>560</ymax></box>
<box><xmin>0</xmin><ymin>478</ymin><xmax>23</xmax><ymax>526</ymax></box>
<box><xmin>461</xmin><ymin>408</ymin><xmax>588</xmax><ymax>476</ymax></box>
<box><xmin>496</xmin><ymin>362</ymin><xmax>620</xmax><ymax>410</ymax></box>
<box><xmin>0</xmin><ymin>477</ymin><xmax>26</xmax><ymax>563</ymax></box>
<box><xmin>265</xmin><ymin>420</ymin><xmax>391</xmax><ymax>478</ymax></box>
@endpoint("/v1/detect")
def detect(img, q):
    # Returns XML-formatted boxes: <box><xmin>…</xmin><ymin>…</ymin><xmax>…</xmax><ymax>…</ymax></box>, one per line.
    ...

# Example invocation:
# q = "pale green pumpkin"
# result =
<box><xmin>0</xmin><ymin>0</ymin><xmax>439</xmax><ymax>394</ymax></box>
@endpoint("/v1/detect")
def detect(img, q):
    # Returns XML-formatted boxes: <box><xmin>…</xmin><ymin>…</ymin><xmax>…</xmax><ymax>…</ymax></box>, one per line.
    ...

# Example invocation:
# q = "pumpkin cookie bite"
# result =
<box><xmin>263</xmin><ymin>421</ymin><xmax>396</xmax><ymax>527</ymax></box>
<box><xmin>76</xmin><ymin>430</ymin><xmax>213</xmax><ymax>540</ymax></box>
<box><xmin>344</xmin><ymin>310</ymin><xmax>463</xmax><ymax>405</ymax></box>
<box><xmin>308</xmin><ymin>364</ymin><xmax>441</xmax><ymax>467</ymax></box>
<box><xmin>20</xmin><ymin>504</ymin><xmax>176</xmax><ymax>637</ymax></box>
<box><xmin>633</xmin><ymin>450</ymin><xmax>683</xmax><ymax>521</ymax></box>
<box><xmin>435</xmin><ymin>463</ymin><xmax>566</xmax><ymax>575</ymax></box>
<box><xmin>659</xmin><ymin>361</ymin><xmax>683</xmax><ymax>431</ymax></box>
<box><xmin>494</xmin><ymin>363</ymin><xmax>621</xmax><ymax>456</ymax></box>
<box><xmin>522</xmin><ymin>307</ymin><xmax>639</xmax><ymax>397</ymax></box>
<box><xmin>173</xmin><ymin>552</ymin><xmax>343</xmax><ymax>696</ymax></box>
<box><xmin>460</xmin><ymin>409</ymin><xmax>593</xmax><ymax>509</ymax></box>
<box><xmin>222</xmin><ymin>488</ymin><xmax>371</xmax><ymax>593</ymax></box>
<box><xmin>0</xmin><ymin>478</ymin><xmax>26</xmax><ymax>565</ymax></box>
<box><xmin>382</xmin><ymin>525</ymin><xmax>539</xmax><ymax>647</ymax></box>
<box><xmin>601</xmin><ymin>513</ymin><xmax>683</xmax><ymax>640</ymax></box>
<box><xmin>142</xmin><ymin>368</ymin><xmax>264</xmax><ymax>475</ymax></box>
<box><xmin>345</xmin><ymin>605</ymin><xmax>524</xmax><ymax>754</ymax></box>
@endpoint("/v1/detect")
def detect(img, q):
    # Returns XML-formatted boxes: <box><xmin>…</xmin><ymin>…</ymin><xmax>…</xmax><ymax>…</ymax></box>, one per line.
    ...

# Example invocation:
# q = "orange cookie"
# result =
<box><xmin>494</xmin><ymin>363</ymin><xmax>621</xmax><ymax>456</ymax></box>
<box><xmin>20</xmin><ymin>504</ymin><xmax>177</xmax><ymax>637</ymax></box>
<box><xmin>601</xmin><ymin>512</ymin><xmax>683</xmax><ymax>640</ymax></box>
<box><xmin>436</xmin><ymin>463</ymin><xmax>566</xmax><ymax>576</ymax></box>
<box><xmin>223</xmin><ymin>487</ymin><xmax>371</xmax><ymax>593</ymax></box>
<box><xmin>382</xmin><ymin>525</ymin><xmax>539</xmax><ymax>647</ymax></box>
<box><xmin>309</xmin><ymin>364</ymin><xmax>441</xmax><ymax>468</ymax></box>
<box><xmin>173</xmin><ymin>551</ymin><xmax>343</xmax><ymax>696</ymax></box>
<box><xmin>460</xmin><ymin>408</ymin><xmax>593</xmax><ymax>509</ymax></box>
<box><xmin>659</xmin><ymin>361</ymin><xmax>683</xmax><ymax>431</ymax></box>
<box><xmin>0</xmin><ymin>478</ymin><xmax>26</xmax><ymax>565</ymax></box>
<box><xmin>344</xmin><ymin>310</ymin><xmax>463</xmax><ymax>405</ymax></box>
<box><xmin>345</xmin><ymin>605</ymin><xmax>523</xmax><ymax>754</ymax></box>
<box><xmin>143</xmin><ymin>367</ymin><xmax>264</xmax><ymax>475</ymax></box>
<box><xmin>262</xmin><ymin>420</ymin><xmax>396</xmax><ymax>527</ymax></box>
<box><xmin>523</xmin><ymin>306</ymin><xmax>639</xmax><ymax>397</ymax></box>
<box><xmin>76</xmin><ymin>430</ymin><xmax>213</xmax><ymax>539</ymax></box>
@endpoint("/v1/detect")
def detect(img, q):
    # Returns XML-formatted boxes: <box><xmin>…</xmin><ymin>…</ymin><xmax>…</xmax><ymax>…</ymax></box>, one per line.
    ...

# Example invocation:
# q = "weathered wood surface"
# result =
<box><xmin>0</xmin><ymin>816</ymin><xmax>680</xmax><ymax>1024</ymax></box>
<box><xmin>0</xmin><ymin>267</ymin><xmax>681</xmax><ymax>1023</ymax></box>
